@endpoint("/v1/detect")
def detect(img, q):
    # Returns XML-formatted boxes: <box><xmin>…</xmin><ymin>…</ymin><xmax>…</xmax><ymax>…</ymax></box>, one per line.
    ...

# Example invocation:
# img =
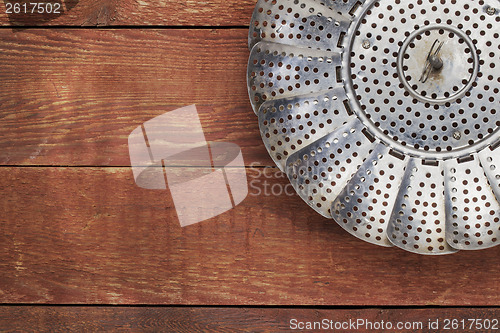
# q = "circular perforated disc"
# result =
<box><xmin>247</xmin><ymin>0</ymin><xmax>500</xmax><ymax>255</ymax></box>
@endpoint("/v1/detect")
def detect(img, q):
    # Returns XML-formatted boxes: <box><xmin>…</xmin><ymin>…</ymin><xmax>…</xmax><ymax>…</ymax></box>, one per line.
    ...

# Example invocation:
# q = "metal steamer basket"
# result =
<box><xmin>247</xmin><ymin>0</ymin><xmax>500</xmax><ymax>255</ymax></box>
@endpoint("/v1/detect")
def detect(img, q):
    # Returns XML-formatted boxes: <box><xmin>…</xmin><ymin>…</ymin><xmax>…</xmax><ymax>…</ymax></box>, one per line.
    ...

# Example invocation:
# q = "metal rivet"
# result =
<box><xmin>486</xmin><ymin>6</ymin><xmax>496</xmax><ymax>15</ymax></box>
<box><xmin>362</xmin><ymin>40</ymin><xmax>370</xmax><ymax>49</ymax></box>
<box><xmin>453</xmin><ymin>131</ymin><xmax>461</xmax><ymax>140</ymax></box>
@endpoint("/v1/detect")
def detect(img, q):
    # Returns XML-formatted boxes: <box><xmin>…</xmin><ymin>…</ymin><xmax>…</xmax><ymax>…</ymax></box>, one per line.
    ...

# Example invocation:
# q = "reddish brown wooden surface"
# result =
<box><xmin>0</xmin><ymin>29</ymin><xmax>270</xmax><ymax>166</ymax></box>
<box><xmin>0</xmin><ymin>2</ymin><xmax>498</xmax><ymax>311</ymax></box>
<box><xmin>0</xmin><ymin>0</ymin><xmax>256</xmax><ymax>26</ymax></box>
<box><xmin>0</xmin><ymin>306</ymin><xmax>498</xmax><ymax>332</ymax></box>
<box><xmin>0</xmin><ymin>167</ymin><xmax>498</xmax><ymax>305</ymax></box>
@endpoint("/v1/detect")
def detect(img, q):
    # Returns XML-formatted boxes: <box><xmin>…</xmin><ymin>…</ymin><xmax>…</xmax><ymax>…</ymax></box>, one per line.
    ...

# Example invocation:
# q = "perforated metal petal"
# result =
<box><xmin>248</xmin><ymin>41</ymin><xmax>342</xmax><ymax>113</ymax></box>
<box><xmin>248</xmin><ymin>0</ymin><xmax>500</xmax><ymax>254</ymax></box>
<box><xmin>478</xmin><ymin>146</ymin><xmax>500</xmax><ymax>201</ymax></box>
<box><xmin>258</xmin><ymin>88</ymin><xmax>353</xmax><ymax>170</ymax></box>
<box><xmin>331</xmin><ymin>144</ymin><xmax>408</xmax><ymax>247</ymax></box>
<box><xmin>444</xmin><ymin>157</ymin><xmax>500</xmax><ymax>250</ymax></box>
<box><xmin>286</xmin><ymin>119</ymin><xmax>376</xmax><ymax>217</ymax></box>
<box><xmin>387</xmin><ymin>159</ymin><xmax>457</xmax><ymax>255</ymax></box>
<box><xmin>249</xmin><ymin>0</ymin><xmax>364</xmax><ymax>51</ymax></box>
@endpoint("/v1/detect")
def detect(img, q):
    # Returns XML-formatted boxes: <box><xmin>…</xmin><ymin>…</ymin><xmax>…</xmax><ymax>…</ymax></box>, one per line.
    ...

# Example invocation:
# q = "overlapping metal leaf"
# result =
<box><xmin>247</xmin><ymin>0</ymin><xmax>500</xmax><ymax>254</ymax></box>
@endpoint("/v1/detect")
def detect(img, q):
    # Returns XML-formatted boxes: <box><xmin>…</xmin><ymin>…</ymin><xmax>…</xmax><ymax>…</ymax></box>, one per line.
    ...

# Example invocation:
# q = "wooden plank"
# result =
<box><xmin>0</xmin><ymin>29</ymin><xmax>271</xmax><ymax>167</ymax></box>
<box><xmin>0</xmin><ymin>306</ymin><xmax>498</xmax><ymax>332</ymax></box>
<box><xmin>0</xmin><ymin>166</ymin><xmax>498</xmax><ymax>305</ymax></box>
<box><xmin>0</xmin><ymin>0</ymin><xmax>256</xmax><ymax>26</ymax></box>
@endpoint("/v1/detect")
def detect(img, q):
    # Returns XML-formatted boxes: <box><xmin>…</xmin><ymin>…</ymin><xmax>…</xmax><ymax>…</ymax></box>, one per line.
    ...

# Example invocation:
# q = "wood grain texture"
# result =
<box><xmin>0</xmin><ymin>306</ymin><xmax>498</xmax><ymax>332</ymax></box>
<box><xmin>0</xmin><ymin>167</ymin><xmax>498</xmax><ymax>305</ymax></box>
<box><xmin>0</xmin><ymin>29</ymin><xmax>269</xmax><ymax>166</ymax></box>
<box><xmin>0</xmin><ymin>7</ymin><xmax>498</xmax><ymax>311</ymax></box>
<box><xmin>0</xmin><ymin>0</ymin><xmax>256</xmax><ymax>26</ymax></box>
